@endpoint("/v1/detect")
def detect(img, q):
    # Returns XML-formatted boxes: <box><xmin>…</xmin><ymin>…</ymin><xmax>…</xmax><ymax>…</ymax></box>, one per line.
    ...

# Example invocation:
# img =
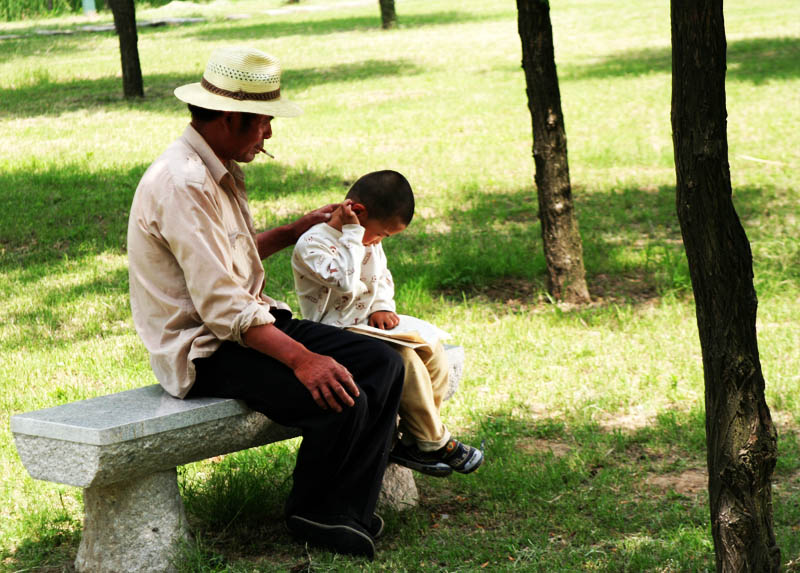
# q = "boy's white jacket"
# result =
<box><xmin>291</xmin><ymin>222</ymin><xmax>396</xmax><ymax>326</ymax></box>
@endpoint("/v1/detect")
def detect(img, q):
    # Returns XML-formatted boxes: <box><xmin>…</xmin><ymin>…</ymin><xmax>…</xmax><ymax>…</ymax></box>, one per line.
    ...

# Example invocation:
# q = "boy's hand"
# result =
<box><xmin>369</xmin><ymin>311</ymin><xmax>400</xmax><ymax>330</ymax></box>
<box><xmin>328</xmin><ymin>200</ymin><xmax>360</xmax><ymax>232</ymax></box>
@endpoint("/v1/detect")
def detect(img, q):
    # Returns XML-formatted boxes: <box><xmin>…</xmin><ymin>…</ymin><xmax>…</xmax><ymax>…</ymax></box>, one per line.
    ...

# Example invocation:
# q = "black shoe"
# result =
<box><xmin>390</xmin><ymin>441</ymin><xmax>453</xmax><ymax>477</ymax></box>
<box><xmin>286</xmin><ymin>514</ymin><xmax>375</xmax><ymax>560</ymax></box>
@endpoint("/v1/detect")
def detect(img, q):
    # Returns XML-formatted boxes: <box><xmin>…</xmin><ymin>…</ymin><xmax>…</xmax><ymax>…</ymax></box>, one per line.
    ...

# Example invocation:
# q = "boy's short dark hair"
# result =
<box><xmin>345</xmin><ymin>170</ymin><xmax>415</xmax><ymax>226</ymax></box>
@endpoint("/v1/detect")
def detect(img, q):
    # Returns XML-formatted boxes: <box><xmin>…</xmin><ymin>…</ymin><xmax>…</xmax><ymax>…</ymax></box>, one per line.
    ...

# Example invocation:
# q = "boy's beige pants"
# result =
<box><xmin>390</xmin><ymin>341</ymin><xmax>451</xmax><ymax>452</ymax></box>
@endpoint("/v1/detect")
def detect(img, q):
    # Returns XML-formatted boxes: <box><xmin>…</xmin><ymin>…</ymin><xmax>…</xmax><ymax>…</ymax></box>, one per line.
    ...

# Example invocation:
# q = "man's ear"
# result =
<box><xmin>220</xmin><ymin>111</ymin><xmax>238</xmax><ymax>133</ymax></box>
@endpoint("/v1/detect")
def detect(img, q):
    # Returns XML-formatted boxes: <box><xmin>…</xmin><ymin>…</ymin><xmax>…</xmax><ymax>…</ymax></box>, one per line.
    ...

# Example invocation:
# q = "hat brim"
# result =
<box><xmin>174</xmin><ymin>83</ymin><xmax>303</xmax><ymax>118</ymax></box>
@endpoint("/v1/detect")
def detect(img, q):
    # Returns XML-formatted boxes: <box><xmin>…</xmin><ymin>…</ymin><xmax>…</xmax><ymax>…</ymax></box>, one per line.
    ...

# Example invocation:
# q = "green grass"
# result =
<box><xmin>2</xmin><ymin>0</ymin><xmax>799</xmax><ymax>570</ymax></box>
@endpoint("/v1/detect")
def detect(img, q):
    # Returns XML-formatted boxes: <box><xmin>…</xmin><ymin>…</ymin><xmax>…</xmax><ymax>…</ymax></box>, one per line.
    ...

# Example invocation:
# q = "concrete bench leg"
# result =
<box><xmin>378</xmin><ymin>463</ymin><xmax>419</xmax><ymax>510</ymax></box>
<box><xmin>75</xmin><ymin>469</ymin><xmax>192</xmax><ymax>573</ymax></box>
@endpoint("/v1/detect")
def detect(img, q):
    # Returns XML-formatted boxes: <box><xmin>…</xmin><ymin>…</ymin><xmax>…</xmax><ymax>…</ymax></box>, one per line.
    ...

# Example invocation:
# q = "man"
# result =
<box><xmin>126</xmin><ymin>46</ymin><xmax>404</xmax><ymax>560</ymax></box>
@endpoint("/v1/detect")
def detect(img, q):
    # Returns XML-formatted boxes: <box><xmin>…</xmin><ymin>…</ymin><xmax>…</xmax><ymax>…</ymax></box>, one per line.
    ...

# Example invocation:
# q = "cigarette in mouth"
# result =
<box><xmin>256</xmin><ymin>145</ymin><xmax>274</xmax><ymax>159</ymax></box>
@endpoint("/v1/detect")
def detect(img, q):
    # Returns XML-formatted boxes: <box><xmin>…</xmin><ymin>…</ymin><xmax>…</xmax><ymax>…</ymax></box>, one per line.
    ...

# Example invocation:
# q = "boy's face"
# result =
<box><xmin>359</xmin><ymin>215</ymin><xmax>406</xmax><ymax>246</ymax></box>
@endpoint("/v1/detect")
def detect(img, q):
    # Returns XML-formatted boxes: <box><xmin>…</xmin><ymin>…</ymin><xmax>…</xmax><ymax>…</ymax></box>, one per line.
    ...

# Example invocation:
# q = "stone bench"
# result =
<box><xmin>10</xmin><ymin>344</ymin><xmax>464</xmax><ymax>573</ymax></box>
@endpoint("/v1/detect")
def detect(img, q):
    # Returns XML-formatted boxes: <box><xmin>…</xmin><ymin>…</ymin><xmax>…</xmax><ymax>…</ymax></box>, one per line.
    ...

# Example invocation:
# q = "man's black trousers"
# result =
<box><xmin>189</xmin><ymin>310</ymin><xmax>404</xmax><ymax>528</ymax></box>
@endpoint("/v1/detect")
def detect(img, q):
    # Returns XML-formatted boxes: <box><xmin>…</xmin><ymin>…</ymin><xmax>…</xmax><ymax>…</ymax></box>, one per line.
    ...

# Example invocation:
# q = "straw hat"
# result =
<box><xmin>174</xmin><ymin>46</ymin><xmax>302</xmax><ymax>117</ymax></box>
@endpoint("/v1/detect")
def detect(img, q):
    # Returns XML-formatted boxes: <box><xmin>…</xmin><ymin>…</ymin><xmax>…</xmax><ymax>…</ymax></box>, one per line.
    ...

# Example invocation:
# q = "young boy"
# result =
<box><xmin>291</xmin><ymin>170</ymin><xmax>483</xmax><ymax>476</ymax></box>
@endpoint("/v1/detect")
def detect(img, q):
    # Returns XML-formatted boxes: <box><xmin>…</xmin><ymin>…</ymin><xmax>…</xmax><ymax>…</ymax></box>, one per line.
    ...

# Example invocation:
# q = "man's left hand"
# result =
<box><xmin>256</xmin><ymin>203</ymin><xmax>339</xmax><ymax>259</ymax></box>
<box><xmin>369</xmin><ymin>311</ymin><xmax>400</xmax><ymax>330</ymax></box>
<box><xmin>292</xmin><ymin>204</ymin><xmax>338</xmax><ymax>240</ymax></box>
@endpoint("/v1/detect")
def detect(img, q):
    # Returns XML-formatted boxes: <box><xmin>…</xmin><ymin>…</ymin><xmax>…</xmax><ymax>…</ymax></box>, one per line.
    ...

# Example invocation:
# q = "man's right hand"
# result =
<box><xmin>242</xmin><ymin>323</ymin><xmax>360</xmax><ymax>413</ymax></box>
<box><xmin>292</xmin><ymin>352</ymin><xmax>360</xmax><ymax>412</ymax></box>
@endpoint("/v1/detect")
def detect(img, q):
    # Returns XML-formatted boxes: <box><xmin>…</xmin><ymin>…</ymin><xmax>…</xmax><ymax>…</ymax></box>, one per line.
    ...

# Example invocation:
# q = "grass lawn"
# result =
<box><xmin>1</xmin><ymin>0</ymin><xmax>799</xmax><ymax>570</ymax></box>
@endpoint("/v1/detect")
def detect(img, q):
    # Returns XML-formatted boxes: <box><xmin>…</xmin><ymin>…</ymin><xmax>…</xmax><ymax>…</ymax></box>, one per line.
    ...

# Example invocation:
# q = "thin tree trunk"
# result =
<box><xmin>108</xmin><ymin>0</ymin><xmax>144</xmax><ymax>98</ymax></box>
<box><xmin>516</xmin><ymin>0</ymin><xmax>589</xmax><ymax>304</ymax></box>
<box><xmin>379</xmin><ymin>0</ymin><xmax>396</xmax><ymax>30</ymax></box>
<box><xmin>670</xmin><ymin>1</ymin><xmax>780</xmax><ymax>571</ymax></box>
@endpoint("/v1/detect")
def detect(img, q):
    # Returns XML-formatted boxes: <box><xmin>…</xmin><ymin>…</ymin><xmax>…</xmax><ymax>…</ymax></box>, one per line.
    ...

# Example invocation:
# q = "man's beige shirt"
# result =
<box><xmin>127</xmin><ymin>124</ymin><xmax>287</xmax><ymax>398</ymax></box>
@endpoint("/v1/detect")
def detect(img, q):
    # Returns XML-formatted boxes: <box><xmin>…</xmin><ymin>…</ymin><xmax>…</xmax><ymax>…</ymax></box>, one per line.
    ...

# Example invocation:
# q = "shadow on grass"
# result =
<box><xmin>0</xmin><ymin>164</ymin><xmax>143</xmax><ymax>270</ymax></box>
<box><xmin>389</xmin><ymin>181</ymin><xmax>797</xmax><ymax>307</ymax></box>
<box><xmin>2</xmin><ymin>265</ymin><xmax>131</xmax><ymax>350</ymax></box>
<box><xmin>0</xmin><ymin>14</ymin><xmax>200</xmax><ymax>45</ymax></box>
<box><xmin>387</xmin><ymin>183</ymin><xmax>686</xmax><ymax>305</ymax></box>
<box><xmin>560</xmin><ymin>36</ymin><xmax>800</xmax><ymax>84</ymax></box>
<box><xmin>1</xmin><ymin>508</ymin><xmax>81</xmax><ymax>572</ymax></box>
<box><xmin>3</xmin><ymin>157</ymin><xmax>794</xmax><ymax>344</ymax></box>
<box><xmin>4</xmin><ymin>399</ymin><xmax>799</xmax><ymax>570</ymax></box>
<box><xmin>186</xmin><ymin>10</ymin><xmax>501</xmax><ymax>43</ymax></box>
<box><xmin>178</xmin><ymin>409</ymin><xmax>717</xmax><ymax>569</ymax></box>
<box><xmin>3</xmin><ymin>34</ymin><xmax>795</xmax><ymax>121</ymax></box>
<box><xmin>405</xmin><ymin>407</ymin><xmax>793</xmax><ymax>570</ymax></box>
<box><xmin>0</xmin><ymin>159</ymin><xmax>356</xmax><ymax>271</ymax></box>
<box><xmin>0</xmin><ymin>58</ymin><xmax>421</xmax><ymax>119</ymax></box>
<box><xmin>0</xmin><ymin>8</ymin><xmax>498</xmax><ymax>45</ymax></box>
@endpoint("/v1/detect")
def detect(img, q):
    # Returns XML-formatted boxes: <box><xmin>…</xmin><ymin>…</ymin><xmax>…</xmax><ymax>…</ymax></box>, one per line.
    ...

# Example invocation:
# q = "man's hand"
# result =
<box><xmin>291</xmin><ymin>203</ymin><xmax>338</xmax><ymax>240</ymax></box>
<box><xmin>242</xmin><ymin>323</ymin><xmax>359</xmax><ymax>412</ymax></box>
<box><xmin>369</xmin><ymin>311</ymin><xmax>400</xmax><ymax>330</ymax></box>
<box><xmin>327</xmin><ymin>200</ymin><xmax>360</xmax><ymax>232</ymax></box>
<box><xmin>293</xmin><ymin>352</ymin><xmax>360</xmax><ymax>412</ymax></box>
<box><xmin>257</xmin><ymin>203</ymin><xmax>339</xmax><ymax>259</ymax></box>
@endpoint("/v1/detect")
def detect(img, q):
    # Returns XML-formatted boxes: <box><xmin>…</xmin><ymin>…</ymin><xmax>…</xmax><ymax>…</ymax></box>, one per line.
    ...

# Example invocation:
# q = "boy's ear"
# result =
<box><xmin>351</xmin><ymin>203</ymin><xmax>368</xmax><ymax>222</ymax></box>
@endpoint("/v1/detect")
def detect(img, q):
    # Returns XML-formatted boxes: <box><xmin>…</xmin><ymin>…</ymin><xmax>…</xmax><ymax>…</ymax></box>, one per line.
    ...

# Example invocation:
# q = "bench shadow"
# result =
<box><xmin>0</xmin><ymin>58</ymin><xmax>421</xmax><ymax>119</ymax></box>
<box><xmin>1</xmin><ymin>506</ymin><xmax>81</xmax><ymax>572</ymax></box>
<box><xmin>558</xmin><ymin>36</ymin><xmax>800</xmax><ymax>84</ymax></box>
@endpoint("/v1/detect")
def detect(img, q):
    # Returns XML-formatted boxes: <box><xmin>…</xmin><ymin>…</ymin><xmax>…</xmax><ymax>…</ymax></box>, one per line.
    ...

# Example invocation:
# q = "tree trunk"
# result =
<box><xmin>379</xmin><ymin>0</ymin><xmax>396</xmax><ymax>30</ymax></box>
<box><xmin>516</xmin><ymin>0</ymin><xmax>590</xmax><ymax>304</ymax></box>
<box><xmin>670</xmin><ymin>1</ymin><xmax>780</xmax><ymax>571</ymax></box>
<box><xmin>108</xmin><ymin>0</ymin><xmax>144</xmax><ymax>98</ymax></box>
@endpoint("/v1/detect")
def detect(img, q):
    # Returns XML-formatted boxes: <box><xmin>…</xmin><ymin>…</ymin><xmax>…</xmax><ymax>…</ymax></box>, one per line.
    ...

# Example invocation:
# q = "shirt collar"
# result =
<box><xmin>181</xmin><ymin>124</ymin><xmax>244</xmax><ymax>190</ymax></box>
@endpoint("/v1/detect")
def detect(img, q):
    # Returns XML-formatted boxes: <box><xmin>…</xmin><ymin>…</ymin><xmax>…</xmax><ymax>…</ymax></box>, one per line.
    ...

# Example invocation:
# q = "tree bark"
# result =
<box><xmin>379</xmin><ymin>0</ymin><xmax>396</xmax><ymax>30</ymax></box>
<box><xmin>108</xmin><ymin>0</ymin><xmax>144</xmax><ymax>98</ymax></box>
<box><xmin>516</xmin><ymin>0</ymin><xmax>590</xmax><ymax>304</ymax></box>
<box><xmin>670</xmin><ymin>1</ymin><xmax>780</xmax><ymax>571</ymax></box>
